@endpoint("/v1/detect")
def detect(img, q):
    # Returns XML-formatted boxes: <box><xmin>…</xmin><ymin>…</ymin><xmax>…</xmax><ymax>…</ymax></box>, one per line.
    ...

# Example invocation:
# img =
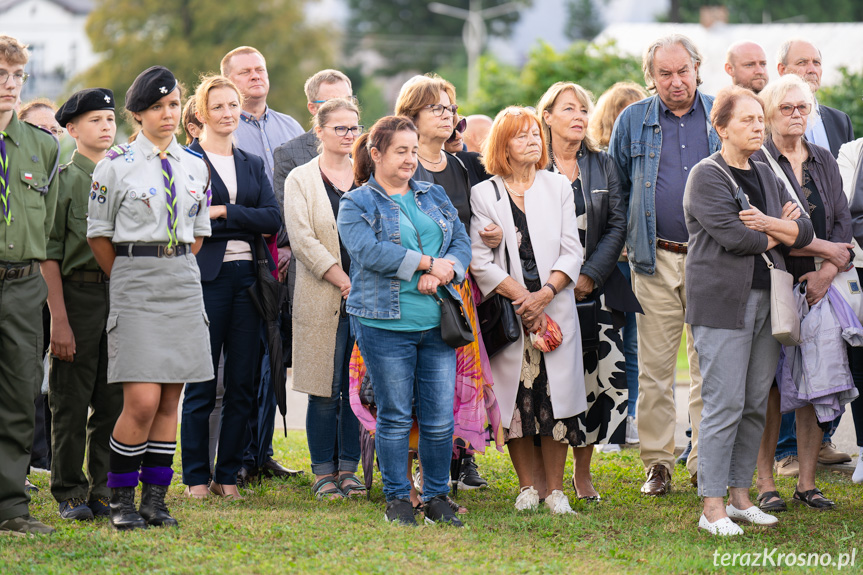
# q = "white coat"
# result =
<box><xmin>469</xmin><ymin>170</ymin><xmax>587</xmax><ymax>426</ymax></box>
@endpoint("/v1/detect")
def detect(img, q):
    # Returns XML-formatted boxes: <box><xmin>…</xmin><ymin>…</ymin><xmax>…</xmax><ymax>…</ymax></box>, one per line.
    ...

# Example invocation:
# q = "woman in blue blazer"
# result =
<box><xmin>180</xmin><ymin>76</ymin><xmax>281</xmax><ymax>500</ymax></box>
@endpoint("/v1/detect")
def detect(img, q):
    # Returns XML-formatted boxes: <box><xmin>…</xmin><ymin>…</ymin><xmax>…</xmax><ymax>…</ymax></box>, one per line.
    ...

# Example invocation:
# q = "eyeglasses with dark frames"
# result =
<box><xmin>323</xmin><ymin>125</ymin><xmax>364</xmax><ymax>137</ymax></box>
<box><xmin>423</xmin><ymin>104</ymin><xmax>458</xmax><ymax>117</ymax></box>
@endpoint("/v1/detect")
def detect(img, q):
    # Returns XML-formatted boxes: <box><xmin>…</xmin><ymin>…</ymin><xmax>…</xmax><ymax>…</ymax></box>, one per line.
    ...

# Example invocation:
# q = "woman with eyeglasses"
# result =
<box><xmin>393</xmin><ymin>75</ymin><xmax>504</xmax><ymax>501</ymax></box>
<box><xmin>751</xmin><ymin>73</ymin><xmax>855</xmax><ymax>513</ymax></box>
<box><xmin>19</xmin><ymin>98</ymin><xmax>64</xmax><ymax>138</ymax></box>
<box><xmin>285</xmin><ymin>98</ymin><xmax>365</xmax><ymax>500</ymax></box>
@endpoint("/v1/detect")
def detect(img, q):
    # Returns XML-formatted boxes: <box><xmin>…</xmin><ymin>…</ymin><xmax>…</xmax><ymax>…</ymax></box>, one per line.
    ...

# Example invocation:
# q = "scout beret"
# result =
<box><xmin>125</xmin><ymin>66</ymin><xmax>178</xmax><ymax>113</ymax></box>
<box><xmin>55</xmin><ymin>88</ymin><xmax>115</xmax><ymax>126</ymax></box>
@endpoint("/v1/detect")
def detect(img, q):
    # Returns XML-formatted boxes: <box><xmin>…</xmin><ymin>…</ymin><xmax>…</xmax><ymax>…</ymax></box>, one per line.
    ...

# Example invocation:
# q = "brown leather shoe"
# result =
<box><xmin>640</xmin><ymin>464</ymin><xmax>672</xmax><ymax>496</ymax></box>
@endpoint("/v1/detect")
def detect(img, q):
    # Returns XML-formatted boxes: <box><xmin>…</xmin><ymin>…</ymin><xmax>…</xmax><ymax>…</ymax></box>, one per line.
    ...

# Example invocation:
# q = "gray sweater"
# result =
<box><xmin>683</xmin><ymin>152</ymin><xmax>814</xmax><ymax>329</ymax></box>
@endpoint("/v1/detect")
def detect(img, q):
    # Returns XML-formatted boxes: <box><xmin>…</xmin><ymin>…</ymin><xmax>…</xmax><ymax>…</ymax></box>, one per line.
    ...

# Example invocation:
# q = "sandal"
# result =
<box><xmin>336</xmin><ymin>473</ymin><xmax>367</xmax><ymax>499</ymax></box>
<box><xmin>445</xmin><ymin>496</ymin><xmax>467</xmax><ymax>514</ymax></box>
<box><xmin>792</xmin><ymin>487</ymin><xmax>835</xmax><ymax>510</ymax></box>
<box><xmin>572</xmin><ymin>475</ymin><xmax>602</xmax><ymax>502</ymax></box>
<box><xmin>756</xmin><ymin>490</ymin><xmax>787</xmax><ymax>512</ymax></box>
<box><xmin>312</xmin><ymin>477</ymin><xmax>344</xmax><ymax>501</ymax></box>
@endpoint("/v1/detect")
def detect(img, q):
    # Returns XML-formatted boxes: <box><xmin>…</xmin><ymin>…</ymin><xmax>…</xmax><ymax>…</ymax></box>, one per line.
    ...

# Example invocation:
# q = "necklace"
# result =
<box><xmin>550</xmin><ymin>149</ymin><xmax>578</xmax><ymax>182</ymax></box>
<box><xmin>501</xmin><ymin>178</ymin><xmax>524</xmax><ymax>197</ymax></box>
<box><xmin>320</xmin><ymin>164</ymin><xmax>352</xmax><ymax>191</ymax></box>
<box><xmin>418</xmin><ymin>150</ymin><xmax>444</xmax><ymax>165</ymax></box>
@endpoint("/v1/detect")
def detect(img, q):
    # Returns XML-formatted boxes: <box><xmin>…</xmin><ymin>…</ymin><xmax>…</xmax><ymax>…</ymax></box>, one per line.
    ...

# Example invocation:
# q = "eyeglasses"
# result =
<box><xmin>778</xmin><ymin>103</ymin><xmax>812</xmax><ymax>116</ymax></box>
<box><xmin>37</xmin><ymin>124</ymin><xmax>64</xmax><ymax>136</ymax></box>
<box><xmin>312</xmin><ymin>95</ymin><xmax>359</xmax><ymax>105</ymax></box>
<box><xmin>0</xmin><ymin>70</ymin><xmax>29</xmax><ymax>85</ymax></box>
<box><xmin>423</xmin><ymin>104</ymin><xmax>458</xmax><ymax>117</ymax></box>
<box><xmin>324</xmin><ymin>125</ymin><xmax>363</xmax><ymax>137</ymax></box>
<box><xmin>447</xmin><ymin>118</ymin><xmax>467</xmax><ymax>143</ymax></box>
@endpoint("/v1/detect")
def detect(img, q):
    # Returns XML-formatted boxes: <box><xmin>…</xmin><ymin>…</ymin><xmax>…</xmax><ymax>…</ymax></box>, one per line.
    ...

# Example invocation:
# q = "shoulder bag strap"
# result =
<box><xmin>761</xmin><ymin>146</ymin><xmax>805</xmax><ymax>212</ymax></box>
<box><xmin>490</xmin><ymin>179</ymin><xmax>511</xmax><ymax>274</ymax></box>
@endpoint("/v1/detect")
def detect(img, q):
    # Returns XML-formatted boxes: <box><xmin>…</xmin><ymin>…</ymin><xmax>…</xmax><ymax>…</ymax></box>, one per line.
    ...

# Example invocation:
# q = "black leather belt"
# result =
<box><xmin>114</xmin><ymin>244</ymin><xmax>190</xmax><ymax>258</ymax></box>
<box><xmin>656</xmin><ymin>239</ymin><xmax>688</xmax><ymax>255</ymax></box>
<box><xmin>67</xmin><ymin>270</ymin><xmax>109</xmax><ymax>283</ymax></box>
<box><xmin>0</xmin><ymin>261</ymin><xmax>40</xmax><ymax>281</ymax></box>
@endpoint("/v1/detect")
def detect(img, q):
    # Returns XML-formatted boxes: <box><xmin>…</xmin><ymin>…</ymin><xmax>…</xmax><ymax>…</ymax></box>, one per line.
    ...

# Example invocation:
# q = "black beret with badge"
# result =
<box><xmin>55</xmin><ymin>88</ymin><xmax>115</xmax><ymax>126</ymax></box>
<box><xmin>125</xmin><ymin>66</ymin><xmax>179</xmax><ymax>113</ymax></box>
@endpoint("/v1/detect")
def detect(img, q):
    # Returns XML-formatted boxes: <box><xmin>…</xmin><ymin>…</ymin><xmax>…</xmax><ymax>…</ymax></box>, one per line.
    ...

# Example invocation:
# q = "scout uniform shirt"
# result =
<box><xmin>0</xmin><ymin>112</ymin><xmax>60</xmax><ymax>262</ymax></box>
<box><xmin>46</xmin><ymin>151</ymin><xmax>103</xmax><ymax>274</ymax></box>
<box><xmin>87</xmin><ymin>133</ymin><xmax>211</xmax><ymax>244</ymax></box>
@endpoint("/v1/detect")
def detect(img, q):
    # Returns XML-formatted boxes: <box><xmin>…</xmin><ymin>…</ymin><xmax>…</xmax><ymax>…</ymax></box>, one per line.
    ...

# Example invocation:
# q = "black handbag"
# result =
<box><xmin>477</xmin><ymin>180</ymin><xmax>520</xmax><ymax>357</ymax></box>
<box><xmin>395</xmin><ymin>202</ymin><xmax>474</xmax><ymax>349</ymax></box>
<box><xmin>577</xmin><ymin>297</ymin><xmax>600</xmax><ymax>353</ymax></box>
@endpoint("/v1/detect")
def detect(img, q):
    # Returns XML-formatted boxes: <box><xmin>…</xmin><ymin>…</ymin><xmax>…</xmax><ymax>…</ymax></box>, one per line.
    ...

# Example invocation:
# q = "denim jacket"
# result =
<box><xmin>608</xmin><ymin>92</ymin><xmax>721</xmax><ymax>275</ymax></box>
<box><xmin>337</xmin><ymin>175</ymin><xmax>472</xmax><ymax>320</ymax></box>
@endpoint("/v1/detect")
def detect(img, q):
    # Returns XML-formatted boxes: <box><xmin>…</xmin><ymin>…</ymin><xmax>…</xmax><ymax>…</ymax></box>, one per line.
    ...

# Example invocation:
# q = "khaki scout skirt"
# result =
<box><xmin>106</xmin><ymin>252</ymin><xmax>214</xmax><ymax>384</ymax></box>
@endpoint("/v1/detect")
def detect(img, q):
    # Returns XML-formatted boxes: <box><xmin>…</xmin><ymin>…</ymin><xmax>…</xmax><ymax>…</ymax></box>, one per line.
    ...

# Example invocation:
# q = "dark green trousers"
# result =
<box><xmin>49</xmin><ymin>280</ymin><xmax>121</xmax><ymax>502</ymax></box>
<box><xmin>0</xmin><ymin>272</ymin><xmax>47</xmax><ymax>521</ymax></box>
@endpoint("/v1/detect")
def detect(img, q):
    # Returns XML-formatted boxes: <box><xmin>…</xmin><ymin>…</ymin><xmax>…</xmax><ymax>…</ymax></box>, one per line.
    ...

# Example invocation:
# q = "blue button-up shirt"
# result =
<box><xmin>805</xmin><ymin>99</ymin><xmax>831</xmax><ymax>152</ymax></box>
<box><xmin>234</xmin><ymin>107</ymin><xmax>303</xmax><ymax>185</ymax></box>
<box><xmin>655</xmin><ymin>95</ymin><xmax>710</xmax><ymax>243</ymax></box>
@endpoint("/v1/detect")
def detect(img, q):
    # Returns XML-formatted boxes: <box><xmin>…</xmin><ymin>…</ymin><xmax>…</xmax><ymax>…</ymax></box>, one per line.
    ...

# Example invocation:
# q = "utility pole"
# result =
<box><xmin>428</xmin><ymin>0</ymin><xmax>521</xmax><ymax>100</ymax></box>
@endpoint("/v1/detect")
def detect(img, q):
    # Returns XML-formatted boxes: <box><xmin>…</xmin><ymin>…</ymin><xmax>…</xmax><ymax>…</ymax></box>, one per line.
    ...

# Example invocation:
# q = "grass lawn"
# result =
<box><xmin>2</xmin><ymin>431</ymin><xmax>861</xmax><ymax>574</ymax></box>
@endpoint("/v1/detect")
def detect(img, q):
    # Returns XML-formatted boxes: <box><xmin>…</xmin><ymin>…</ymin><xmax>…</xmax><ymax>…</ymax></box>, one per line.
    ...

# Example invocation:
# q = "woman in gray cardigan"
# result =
<box><xmin>683</xmin><ymin>86</ymin><xmax>813</xmax><ymax>536</ymax></box>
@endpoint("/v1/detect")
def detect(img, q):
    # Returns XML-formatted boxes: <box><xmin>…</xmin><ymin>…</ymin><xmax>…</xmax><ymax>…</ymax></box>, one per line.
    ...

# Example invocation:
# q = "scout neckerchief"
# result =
<box><xmin>156</xmin><ymin>147</ymin><xmax>179</xmax><ymax>249</ymax></box>
<box><xmin>0</xmin><ymin>132</ymin><xmax>9</xmax><ymax>225</ymax></box>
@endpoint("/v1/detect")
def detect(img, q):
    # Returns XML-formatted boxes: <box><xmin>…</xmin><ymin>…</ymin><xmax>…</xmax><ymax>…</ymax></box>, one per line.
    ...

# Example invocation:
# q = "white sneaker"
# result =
<box><xmin>698</xmin><ymin>514</ymin><xmax>743</xmax><ymax>536</ymax></box>
<box><xmin>853</xmin><ymin>448</ymin><xmax>863</xmax><ymax>484</ymax></box>
<box><xmin>412</xmin><ymin>468</ymin><xmax>423</xmax><ymax>495</ymax></box>
<box><xmin>514</xmin><ymin>486</ymin><xmax>539</xmax><ymax>511</ymax></box>
<box><xmin>595</xmin><ymin>443</ymin><xmax>621</xmax><ymax>454</ymax></box>
<box><xmin>545</xmin><ymin>489</ymin><xmax>576</xmax><ymax>515</ymax></box>
<box><xmin>726</xmin><ymin>504</ymin><xmax>779</xmax><ymax>527</ymax></box>
<box><xmin>625</xmin><ymin>415</ymin><xmax>639</xmax><ymax>444</ymax></box>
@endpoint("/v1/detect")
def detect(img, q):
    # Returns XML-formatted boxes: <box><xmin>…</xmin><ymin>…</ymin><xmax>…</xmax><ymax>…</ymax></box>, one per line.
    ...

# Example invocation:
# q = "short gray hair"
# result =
<box><xmin>642</xmin><ymin>33</ymin><xmax>703</xmax><ymax>92</ymax></box>
<box><xmin>303</xmin><ymin>69</ymin><xmax>352</xmax><ymax>103</ymax></box>
<box><xmin>759</xmin><ymin>73</ymin><xmax>813</xmax><ymax>133</ymax></box>
<box><xmin>776</xmin><ymin>38</ymin><xmax>821</xmax><ymax>67</ymax></box>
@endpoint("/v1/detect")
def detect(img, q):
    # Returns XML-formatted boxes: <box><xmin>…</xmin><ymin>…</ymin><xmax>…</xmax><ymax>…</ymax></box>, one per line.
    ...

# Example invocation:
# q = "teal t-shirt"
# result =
<box><xmin>360</xmin><ymin>190</ymin><xmax>444</xmax><ymax>332</ymax></box>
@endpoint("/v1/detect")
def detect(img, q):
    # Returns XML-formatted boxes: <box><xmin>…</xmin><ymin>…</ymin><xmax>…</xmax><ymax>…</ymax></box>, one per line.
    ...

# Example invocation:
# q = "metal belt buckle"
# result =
<box><xmin>163</xmin><ymin>245</ymin><xmax>175</xmax><ymax>257</ymax></box>
<box><xmin>6</xmin><ymin>268</ymin><xmax>21</xmax><ymax>280</ymax></box>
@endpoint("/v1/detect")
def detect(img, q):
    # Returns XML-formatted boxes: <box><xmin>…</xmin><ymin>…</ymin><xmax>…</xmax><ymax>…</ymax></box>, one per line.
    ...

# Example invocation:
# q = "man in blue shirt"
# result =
<box><xmin>609</xmin><ymin>34</ymin><xmax>720</xmax><ymax>497</ymax></box>
<box><xmin>220</xmin><ymin>46</ymin><xmax>303</xmax><ymax>483</ymax></box>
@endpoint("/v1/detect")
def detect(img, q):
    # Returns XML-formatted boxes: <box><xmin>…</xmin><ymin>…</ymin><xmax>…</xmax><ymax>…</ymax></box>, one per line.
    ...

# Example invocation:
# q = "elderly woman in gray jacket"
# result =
<box><xmin>684</xmin><ymin>86</ymin><xmax>814</xmax><ymax>536</ymax></box>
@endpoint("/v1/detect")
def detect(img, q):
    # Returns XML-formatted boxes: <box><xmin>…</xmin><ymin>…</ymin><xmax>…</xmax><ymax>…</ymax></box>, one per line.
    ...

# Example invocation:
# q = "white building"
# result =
<box><xmin>0</xmin><ymin>0</ymin><xmax>96</xmax><ymax>102</ymax></box>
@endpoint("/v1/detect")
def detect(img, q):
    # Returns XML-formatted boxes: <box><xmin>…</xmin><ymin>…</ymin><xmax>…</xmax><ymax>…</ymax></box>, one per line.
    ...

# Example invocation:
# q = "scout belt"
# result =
<box><xmin>0</xmin><ymin>261</ymin><xmax>40</xmax><ymax>281</ymax></box>
<box><xmin>114</xmin><ymin>243</ymin><xmax>190</xmax><ymax>258</ymax></box>
<box><xmin>66</xmin><ymin>270</ymin><xmax>110</xmax><ymax>283</ymax></box>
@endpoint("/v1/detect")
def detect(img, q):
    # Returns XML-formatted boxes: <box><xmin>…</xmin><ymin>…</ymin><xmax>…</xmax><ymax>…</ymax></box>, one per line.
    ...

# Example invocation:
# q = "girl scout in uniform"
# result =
<box><xmin>86</xmin><ymin>66</ymin><xmax>213</xmax><ymax>531</ymax></box>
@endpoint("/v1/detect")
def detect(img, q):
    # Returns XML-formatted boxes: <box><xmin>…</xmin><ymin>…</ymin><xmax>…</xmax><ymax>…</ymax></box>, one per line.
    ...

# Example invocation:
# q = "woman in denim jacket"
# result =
<box><xmin>336</xmin><ymin>116</ymin><xmax>471</xmax><ymax>527</ymax></box>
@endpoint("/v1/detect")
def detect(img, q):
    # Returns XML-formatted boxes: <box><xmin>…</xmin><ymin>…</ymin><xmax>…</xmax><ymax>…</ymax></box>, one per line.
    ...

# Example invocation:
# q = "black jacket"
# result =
<box><xmin>191</xmin><ymin>142</ymin><xmax>282</xmax><ymax>282</ymax></box>
<box><xmin>820</xmin><ymin>104</ymin><xmax>855</xmax><ymax>158</ymax></box>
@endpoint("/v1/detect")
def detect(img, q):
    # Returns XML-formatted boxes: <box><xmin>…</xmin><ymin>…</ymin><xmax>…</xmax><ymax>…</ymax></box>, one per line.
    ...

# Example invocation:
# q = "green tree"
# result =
<box><xmin>565</xmin><ymin>0</ymin><xmax>604</xmax><ymax>41</ymax></box>
<box><xmin>669</xmin><ymin>0</ymin><xmax>863</xmax><ymax>23</ymax></box>
<box><xmin>345</xmin><ymin>0</ymin><xmax>531</xmax><ymax>76</ymax></box>
<box><xmin>464</xmin><ymin>40</ymin><xmax>643</xmax><ymax>117</ymax></box>
<box><xmin>79</xmin><ymin>0</ymin><xmax>333</xmax><ymax>131</ymax></box>
<box><xmin>820</xmin><ymin>66</ymin><xmax>863</xmax><ymax>140</ymax></box>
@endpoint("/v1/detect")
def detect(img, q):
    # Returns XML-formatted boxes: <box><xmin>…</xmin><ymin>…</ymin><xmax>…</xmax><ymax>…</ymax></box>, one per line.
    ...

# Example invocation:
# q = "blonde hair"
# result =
<box><xmin>394</xmin><ymin>74</ymin><xmax>457</xmax><ymax>122</ymax></box>
<box><xmin>759</xmin><ymin>74</ymin><xmax>813</xmax><ymax>135</ymax></box>
<box><xmin>0</xmin><ymin>35</ymin><xmax>29</xmax><ymax>65</ymax></box>
<box><xmin>590</xmin><ymin>82</ymin><xmax>648</xmax><ymax>149</ymax></box>
<box><xmin>194</xmin><ymin>75</ymin><xmax>244</xmax><ymax>124</ymax></box>
<box><xmin>536</xmin><ymin>82</ymin><xmax>599</xmax><ymax>154</ymax></box>
<box><xmin>220</xmin><ymin>46</ymin><xmax>265</xmax><ymax>76</ymax></box>
<box><xmin>481</xmin><ymin>107</ymin><xmax>548</xmax><ymax>178</ymax></box>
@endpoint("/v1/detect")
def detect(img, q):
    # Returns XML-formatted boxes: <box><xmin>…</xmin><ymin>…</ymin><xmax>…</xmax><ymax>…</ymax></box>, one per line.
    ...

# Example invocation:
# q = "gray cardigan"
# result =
<box><xmin>683</xmin><ymin>152</ymin><xmax>814</xmax><ymax>329</ymax></box>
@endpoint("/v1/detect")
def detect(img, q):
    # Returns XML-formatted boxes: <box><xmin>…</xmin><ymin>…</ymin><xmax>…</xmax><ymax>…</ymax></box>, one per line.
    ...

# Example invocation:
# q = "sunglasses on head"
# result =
<box><xmin>446</xmin><ymin>118</ymin><xmax>467</xmax><ymax>142</ymax></box>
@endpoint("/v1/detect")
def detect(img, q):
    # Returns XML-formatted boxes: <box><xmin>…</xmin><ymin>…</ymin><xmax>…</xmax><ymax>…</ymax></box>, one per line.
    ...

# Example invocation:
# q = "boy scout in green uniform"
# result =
<box><xmin>0</xmin><ymin>35</ymin><xmax>60</xmax><ymax>535</ymax></box>
<box><xmin>43</xmin><ymin>88</ymin><xmax>122</xmax><ymax>522</ymax></box>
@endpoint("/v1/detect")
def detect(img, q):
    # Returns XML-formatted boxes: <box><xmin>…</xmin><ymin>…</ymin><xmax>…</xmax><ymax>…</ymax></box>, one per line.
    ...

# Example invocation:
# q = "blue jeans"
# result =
<box><xmin>182</xmin><ymin>261</ymin><xmax>261</xmax><ymax>485</ymax></box>
<box><xmin>352</xmin><ymin>317</ymin><xmax>455</xmax><ymax>502</ymax></box>
<box><xmin>306</xmin><ymin>317</ymin><xmax>360</xmax><ymax>475</ymax></box>
<box><xmin>618</xmin><ymin>262</ymin><xmax>639</xmax><ymax>417</ymax></box>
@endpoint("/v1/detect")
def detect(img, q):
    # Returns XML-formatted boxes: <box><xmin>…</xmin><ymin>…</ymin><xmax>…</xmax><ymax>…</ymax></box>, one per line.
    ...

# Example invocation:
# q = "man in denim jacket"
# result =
<box><xmin>609</xmin><ymin>33</ymin><xmax>720</xmax><ymax>496</ymax></box>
